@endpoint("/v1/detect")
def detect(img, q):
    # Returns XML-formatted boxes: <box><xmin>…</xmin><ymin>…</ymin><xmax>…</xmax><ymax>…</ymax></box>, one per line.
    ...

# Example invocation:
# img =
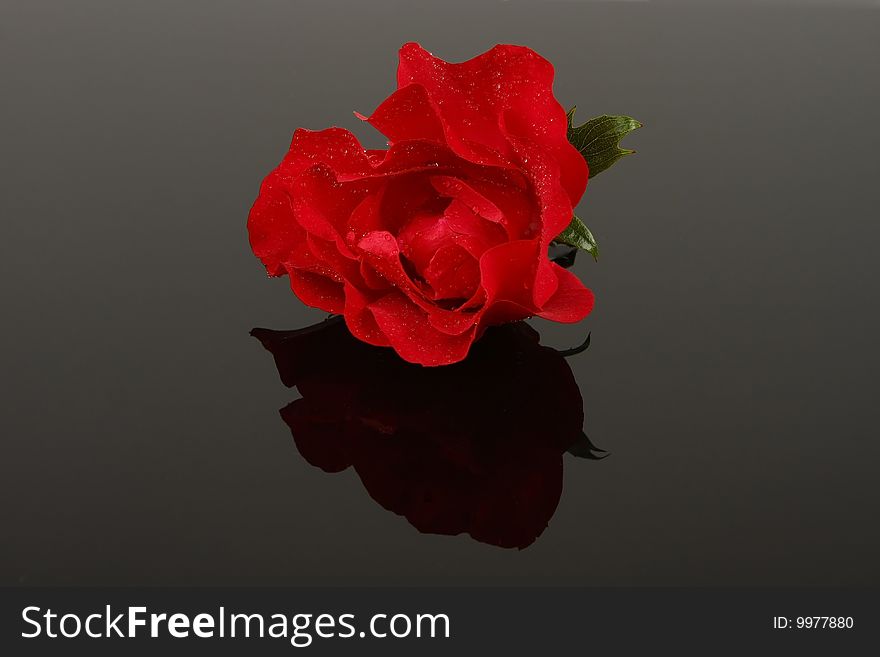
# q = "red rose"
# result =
<box><xmin>248</xmin><ymin>43</ymin><xmax>593</xmax><ymax>366</ymax></box>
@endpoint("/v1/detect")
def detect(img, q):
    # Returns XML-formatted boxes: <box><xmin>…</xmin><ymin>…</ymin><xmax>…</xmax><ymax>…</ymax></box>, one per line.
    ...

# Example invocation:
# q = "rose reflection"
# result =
<box><xmin>252</xmin><ymin>318</ymin><xmax>604</xmax><ymax>549</ymax></box>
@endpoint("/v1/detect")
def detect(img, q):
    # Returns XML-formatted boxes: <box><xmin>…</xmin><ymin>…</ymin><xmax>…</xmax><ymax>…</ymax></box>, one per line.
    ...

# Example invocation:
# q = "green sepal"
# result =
<box><xmin>554</xmin><ymin>214</ymin><xmax>599</xmax><ymax>262</ymax></box>
<box><xmin>566</xmin><ymin>108</ymin><xmax>641</xmax><ymax>178</ymax></box>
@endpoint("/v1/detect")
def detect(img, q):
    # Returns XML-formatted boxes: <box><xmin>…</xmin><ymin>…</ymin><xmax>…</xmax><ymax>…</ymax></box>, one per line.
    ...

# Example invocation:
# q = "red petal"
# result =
<box><xmin>502</xmin><ymin>106</ymin><xmax>588</xmax><ymax>207</ymax></box>
<box><xmin>536</xmin><ymin>263</ymin><xmax>595</xmax><ymax>323</ymax></box>
<box><xmin>397</xmin><ymin>200</ymin><xmax>505</xmax><ymax>273</ymax></box>
<box><xmin>369</xmin><ymin>292</ymin><xmax>477</xmax><ymax>366</ymax></box>
<box><xmin>355</xmin><ymin>231</ymin><xmax>479</xmax><ymax>337</ymax></box>
<box><xmin>289</xmin><ymin>269</ymin><xmax>345</xmax><ymax>314</ymax></box>
<box><xmin>290</xmin><ymin>166</ymin><xmax>372</xmax><ymax>248</ymax></box>
<box><xmin>503</xmin><ymin>135</ymin><xmax>575</xmax><ymax>244</ymax></box>
<box><xmin>343</xmin><ymin>282</ymin><xmax>390</xmax><ymax>347</ymax></box>
<box><xmin>346</xmin><ymin>189</ymin><xmax>386</xmax><ymax>243</ymax></box>
<box><xmin>479</xmin><ymin>240</ymin><xmax>558</xmax><ymax>312</ymax></box>
<box><xmin>478</xmin><ymin>299</ymin><xmax>535</xmax><ymax>327</ymax></box>
<box><xmin>362</xmin><ymin>83</ymin><xmax>445</xmax><ymax>145</ymax></box>
<box><xmin>357</xmin><ymin>230</ymin><xmax>416</xmax><ymax>290</ymax></box>
<box><xmin>278</xmin><ymin>127</ymin><xmax>373</xmax><ymax>179</ymax></box>
<box><xmin>304</xmin><ymin>234</ymin><xmax>360</xmax><ymax>285</ymax></box>
<box><xmin>424</xmin><ymin>244</ymin><xmax>481</xmax><ymax>301</ymax></box>
<box><xmin>461</xmin><ymin>170</ymin><xmax>535</xmax><ymax>241</ymax></box>
<box><xmin>395</xmin><ymin>43</ymin><xmax>587</xmax><ymax>204</ymax></box>
<box><xmin>247</xmin><ymin>169</ymin><xmax>303</xmax><ymax>277</ymax></box>
<box><xmin>441</xmin><ymin>199</ymin><xmax>507</xmax><ymax>256</ymax></box>
<box><xmin>342</xmin><ymin>139</ymin><xmax>462</xmax><ymax>182</ymax></box>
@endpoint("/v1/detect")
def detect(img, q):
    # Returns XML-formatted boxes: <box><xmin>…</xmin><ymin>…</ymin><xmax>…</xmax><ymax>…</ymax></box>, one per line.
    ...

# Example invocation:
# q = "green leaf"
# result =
<box><xmin>566</xmin><ymin>108</ymin><xmax>641</xmax><ymax>177</ymax></box>
<box><xmin>554</xmin><ymin>214</ymin><xmax>599</xmax><ymax>261</ymax></box>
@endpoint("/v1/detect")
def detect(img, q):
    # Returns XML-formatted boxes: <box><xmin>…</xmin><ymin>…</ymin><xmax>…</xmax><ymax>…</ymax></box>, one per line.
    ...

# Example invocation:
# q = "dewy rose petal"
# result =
<box><xmin>248</xmin><ymin>43</ymin><xmax>594</xmax><ymax>366</ymax></box>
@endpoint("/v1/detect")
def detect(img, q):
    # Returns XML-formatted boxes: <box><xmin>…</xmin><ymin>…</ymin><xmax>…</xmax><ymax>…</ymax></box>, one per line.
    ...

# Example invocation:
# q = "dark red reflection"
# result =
<box><xmin>252</xmin><ymin>319</ymin><xmax>594</xmax><ymax>549</ymax></box>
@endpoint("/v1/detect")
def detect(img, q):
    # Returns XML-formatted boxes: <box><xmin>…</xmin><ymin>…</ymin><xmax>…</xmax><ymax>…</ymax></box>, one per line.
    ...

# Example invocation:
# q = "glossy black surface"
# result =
<box><xmin>2</xmin><ymin>0</ymin><xmax>879</xmax><ymax>585</ymax></box>
<box><xmin>253</xmin><ymin>318</ymin><xmax>601</xmax><ymax>550</ymax></box>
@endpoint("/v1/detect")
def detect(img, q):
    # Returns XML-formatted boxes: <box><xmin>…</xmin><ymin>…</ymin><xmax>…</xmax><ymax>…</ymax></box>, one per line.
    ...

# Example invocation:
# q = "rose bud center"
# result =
<box><xmin>396</xmin><ymin>176</ymin><xmax>507</xmax><ymax>308</ymax></box>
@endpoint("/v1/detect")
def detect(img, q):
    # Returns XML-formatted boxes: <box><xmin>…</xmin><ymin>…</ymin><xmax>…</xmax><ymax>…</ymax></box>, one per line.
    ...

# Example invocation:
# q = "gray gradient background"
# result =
<box><xmin>1</xmin><ymin>0</ymin><xmax>879</xmax><ymax>586</ymax></box>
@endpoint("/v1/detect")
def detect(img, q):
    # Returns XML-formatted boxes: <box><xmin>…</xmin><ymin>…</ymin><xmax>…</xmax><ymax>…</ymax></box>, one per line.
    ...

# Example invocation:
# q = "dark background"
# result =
<box><xmin>1</xmin><ymin>0</ymin><xmax>878</xmax><ymax>586</ymax></box>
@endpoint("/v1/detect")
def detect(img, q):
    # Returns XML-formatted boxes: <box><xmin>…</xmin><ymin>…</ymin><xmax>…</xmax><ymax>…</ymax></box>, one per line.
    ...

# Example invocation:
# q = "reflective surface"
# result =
<box><xmin>254</xmin><ymin>318</ymin><xmax>602</xmax><ymax>550</ymax></box>
<box><xmin>1</xmin><ymin>0</ymin><xmax>879</xmax><ymax>585</ymax></box>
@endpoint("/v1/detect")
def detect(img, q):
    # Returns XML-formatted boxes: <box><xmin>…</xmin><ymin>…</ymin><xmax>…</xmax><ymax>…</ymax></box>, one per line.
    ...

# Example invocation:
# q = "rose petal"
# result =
<box><xmin>343</xmin><ymin>139</ymin><xmax>462</xmax><ymax>182</ymax></box>
<box><xmin>424</xmin><ymin>244</ymin><xmax>481</xmax><ymax>301</ymax></box>
<box><xmin>343</xmin><ymin>281</ymin><xmax>390</xmax><ymax>347</ymax></box>
<box><xmin>536</xmin><ymin>263</ymin><xmax>595</xmax><ymax>323</ymax></box>
<box><xmin>398</xmin><ymin>201</ymin><xmax>505</xmax><ymax>273</ymax></box>
<box><xmin>278</xmin><ymin>127</ymin><xmax>373</xmax><ymax>179</ymax></box>
<box><xmin>395</xmin><ymin>42</ymin><xmax>587</xmax><ymax>204</ymax></box>
<box><xmin>247</xmin><ymin>169</ymin><xmax>302</xmax><ymax>277</ymax></box>
<box><xmin>290</xmin><ymin>166</ymin><xmax>373</xmax><ymax>247</ymax></box>
<box><xmin>288</xmin><ymin>269</ymin><xmax>345</xmax><ymax>315</ymax></box>
<box><xmin>372</xmin><ymin>173</ymin><xmax>444</xmax><ymax>236</ymax></box>
<box><xmin>357</xmin><ymin>229</ymin><xmax>483</xmax><ymax>337</ymax></box>
<box><xmin>361</xmin><ymin>83</ymin><xmax>446</xmax><ymax>145</ymax></box>
<box><xmin>503</xmin><ymin>135</ymin><xmax>575</xmax><ymax>243</ymax></box>
<box><xmin>304</xmin><ymin>234</ymin><xmax>360</xmax><ymax>284</ymax></box>
<box><xmin>369</xmin><ymin>292</ymin><xmax>477</xmax><ymax>366</ymax></box>
<box><xmin>430</xmin><ymin>175</ymin><xmax>504</xmax><ymax>222</ymax></box>
<box><xmin>463</xmin><ymin>170</ymin><xmax>536</xmax><ymax>241</ymax></box>
<box><xmin>357</xmin><ymin>230</ymin><xmax>417</xmax><ymax>289</ymax></box>
<box><xmin>479</xmin><ymin>240</ymin><xmax>558</xmax><ymax>312</ymax></box>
